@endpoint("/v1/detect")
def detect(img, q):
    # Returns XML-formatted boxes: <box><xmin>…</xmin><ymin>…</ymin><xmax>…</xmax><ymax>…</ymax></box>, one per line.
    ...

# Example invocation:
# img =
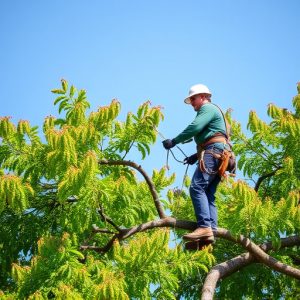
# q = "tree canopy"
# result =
<box><xmin>0</xmin><ymin>80</ymin><xmax>299</xmax><ymax>299</ymax></box>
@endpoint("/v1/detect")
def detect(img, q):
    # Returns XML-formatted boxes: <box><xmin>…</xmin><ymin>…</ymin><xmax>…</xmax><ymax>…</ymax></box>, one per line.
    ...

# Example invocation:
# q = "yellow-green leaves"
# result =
<box><xmin>43</xmin><ymin>115</ymin><xmax>56</xmax><ymax>133</ymax></box>
<box><xmin>17</xmin><ymin>120</ymin><xmax>30</xmax><ymax>135</ymax></box>
<box><xmin>52</xmin><ymin>79</ymin><xmax>90</xmax><ymax>126</ymax></box>
<box><xmin>57</xmin><ymin>151</ymin><xmax>98</xmax><ymax>201</ymax></box>
<box><xmin>0</xmin><ymin>117</ymin><xmax>16</xmax><ymax>138</ymax></box>
<box><xmin>110</xmin><ymin>229</ymin><xmax>213</xmax><ymax>299</ymax></box>
<box><xmin>93</xmin><ymin>268</ymin><xmax>129</xmax><ymax>300</ymax></box>
<box><xmin>11</xmin><ymin>263</ymin><xmax>30</xmax><ymax>284</ymax></box>
<box><xmin>292</xmin><ymin>93</ymin><xmax>300</xmax><ymax>116</ymax></box>
<box><xmin>11</xmin><ymin>233</ymin><xmax>94</xmax><ymax>299</ymax></box>
<box><xmin>268</xmin><ymin>103</ymin><xmax>300</xmax><ymax>137</ymax></box>
<box><xmin>46</xmin><ymin>128</ymin><xmax>77</xmax><ymax>177</ymax></box>
<box><xmin>217</xmin><ymin>179</ymin><xmax>300</xmax><ymax>240</ymax></box>
<box><xmin>61</xmin><ymin>78</ymin><xmax>68</xmax><ymax>93</ymax></box>
<box><xmin>0</xmin><ymin>174</ymin><xmax>33</xmax><ymax>213</ymax></box>
<box><xmin>248</xmin><ymin>110</ymin><xmax>271</xmax><ymax>135</ymax></box>
<box><xmin>267</xmin><ymin>102</ymin><xmax>284</xmax><ymax>119</ymax></box>
<box><xmin>89</xmin><ymin>99</ymin><xmax>121</xmax><ymax>134</ymax></box>
<box><xmin>111</xmin><ymin>101</ymin><xmax>163</xmax><ymax>159</ymax></box>
<box><xmin>152</xmin><ymin>167</ymin><xmax>175</xmax><ymax>192</ymax></box>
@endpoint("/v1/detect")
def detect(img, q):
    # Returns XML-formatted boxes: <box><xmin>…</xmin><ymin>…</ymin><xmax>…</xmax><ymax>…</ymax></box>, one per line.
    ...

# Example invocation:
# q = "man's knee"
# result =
<box><xmin>189</xmin><ymin>183</ymin><xmax>205</xmax><ymax>196</ymax></box>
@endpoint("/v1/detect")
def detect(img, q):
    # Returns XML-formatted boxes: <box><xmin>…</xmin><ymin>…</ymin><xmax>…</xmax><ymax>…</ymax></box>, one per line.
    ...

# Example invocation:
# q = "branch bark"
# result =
<box><xmin>99</xmin><ymin>159</ymin><xmax>166</xmax><ymax>218</ymax></box>
<box><xmin>202</xmin><ymin>253</ymin><xmax>255</xmax><ymax>300</ymax></box>
<box><xmin>202</xmin><ymin>230</ymin><xmax>300</xmax><ymax>300</ymax></box>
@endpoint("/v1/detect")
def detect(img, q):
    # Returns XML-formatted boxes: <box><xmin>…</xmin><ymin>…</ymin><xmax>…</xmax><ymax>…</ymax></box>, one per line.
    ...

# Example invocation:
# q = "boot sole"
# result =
<box><xmin>184</xmin><ymin>239</ymin><xmax>214</xmax><ymax>251</ymax></box>
<box><xmin>182</xmin><ymin>234</ymin><xmax>214</xmax><ymax>241</ymax></box>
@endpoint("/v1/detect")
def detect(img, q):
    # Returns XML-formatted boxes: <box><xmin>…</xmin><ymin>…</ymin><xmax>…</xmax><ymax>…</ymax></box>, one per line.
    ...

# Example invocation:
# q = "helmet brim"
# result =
<box><xmin>183</xmin><ymin>92</ymin><xmax>212</xmax><ymax>104</ymax></box>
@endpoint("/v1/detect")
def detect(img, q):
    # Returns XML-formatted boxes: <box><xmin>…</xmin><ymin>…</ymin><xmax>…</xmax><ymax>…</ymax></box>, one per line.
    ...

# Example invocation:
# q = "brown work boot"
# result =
<box><xmin>182</xmin><ymin>227</ymin><xmax>214</xmax><ymax>241</ymax></box>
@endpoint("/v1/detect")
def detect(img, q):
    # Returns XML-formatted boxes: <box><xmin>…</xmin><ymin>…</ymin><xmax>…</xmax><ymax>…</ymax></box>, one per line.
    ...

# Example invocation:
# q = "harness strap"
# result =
<box><xmin>199</xmin><ymin>149</ymin><xmax>219</xmax><ymax>175</ymax></box>
<box><xmin>211</xmin><ymin>103</ymin><xmax>231</xmax><ymax>142</ymax></box>
<box><xmin>200</xmin><ymin>135</ymin><xmax>228</xmax><ymax>149</ymax></box>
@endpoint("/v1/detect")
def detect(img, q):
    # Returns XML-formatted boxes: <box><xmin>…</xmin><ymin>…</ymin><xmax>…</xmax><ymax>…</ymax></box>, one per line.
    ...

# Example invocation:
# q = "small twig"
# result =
<box><xmin>254</xmin><ymin>167</ymin><xmax>282</xmax><ymax>192</ymax></box>
<box><xmin>97</xmin><ymin>208</ymin><xmax>122</xmax><ymax>232</ymax></box>
<box><xmin>39</xmin><ymin>182</ymin><xmax>58</xmax><ymax>190</ymax></box>
<box><xmin>80</xmin><ymin>234</ymin><xmax>119</xmax><ymax>253</ymax></box>
<box><xmin>92</xmin><ymin>224</ymin><xmax>115</xmax><ymax>234</ymax></box>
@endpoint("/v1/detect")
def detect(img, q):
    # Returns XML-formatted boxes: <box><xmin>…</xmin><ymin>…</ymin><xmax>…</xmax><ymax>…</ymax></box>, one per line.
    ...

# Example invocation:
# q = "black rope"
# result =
<box><xmin>175</xmin><ymin>145</ymin><xmax>188</xmax><ymax>158</ymax></box>
<box><xmin>169</xmin><ymin>148</ymin><xmax>185</xmax><ymax>164</ymax></box>
<box><xmin>181</xmin><ymin>163</ymin><xmax>190</xmax><ymax>191</ymax></box>
<box><xmin>154</xmin><ymin>126</ymin><xmax>192</xmax><ymax>193</ymax></box>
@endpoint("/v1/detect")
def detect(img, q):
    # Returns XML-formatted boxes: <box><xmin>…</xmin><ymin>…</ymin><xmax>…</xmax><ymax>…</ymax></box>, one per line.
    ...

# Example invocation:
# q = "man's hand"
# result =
<box><xmin>162</xmin><ymin>139</ymin><xmax>176</xmax><ymax>150</ymax></box>
<box><xmin>184</xmin><ymin>153</ymin><xmax>198</xmax><ymax>165</ymax></box>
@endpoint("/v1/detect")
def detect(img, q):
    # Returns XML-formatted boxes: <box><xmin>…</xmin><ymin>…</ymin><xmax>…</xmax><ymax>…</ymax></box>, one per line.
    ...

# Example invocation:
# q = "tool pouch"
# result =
<box><xmin>227</xmin><ymin>151</ymin><xmax>236</xmax><ymax>174</ymax></box>
<box><xmin>218</xmin><ymin>150</ymin><xmax>236</xmax><ymax>177</ymax></box>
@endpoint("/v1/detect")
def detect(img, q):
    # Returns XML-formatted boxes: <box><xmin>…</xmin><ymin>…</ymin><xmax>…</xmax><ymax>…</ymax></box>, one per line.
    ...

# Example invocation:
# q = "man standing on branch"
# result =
<box><xmin>163</xmin><ymin>84</ymin><xmax>231</xmax><ymax>244</ymax></box>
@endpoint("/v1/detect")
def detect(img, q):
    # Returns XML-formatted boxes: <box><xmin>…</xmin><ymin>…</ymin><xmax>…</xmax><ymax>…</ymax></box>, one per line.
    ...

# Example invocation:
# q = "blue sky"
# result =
<box><xmin>1</xmin><ymin>0</ymin><xmax>299</xmax><ymax>184</ymax></box>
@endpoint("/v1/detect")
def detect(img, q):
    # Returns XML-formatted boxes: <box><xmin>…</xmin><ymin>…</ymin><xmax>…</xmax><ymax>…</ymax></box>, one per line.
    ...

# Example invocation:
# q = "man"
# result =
<box><xmin>163</xmin><ymin>84</ymin><xmax>229</xmax><ymax>243</ymax></box>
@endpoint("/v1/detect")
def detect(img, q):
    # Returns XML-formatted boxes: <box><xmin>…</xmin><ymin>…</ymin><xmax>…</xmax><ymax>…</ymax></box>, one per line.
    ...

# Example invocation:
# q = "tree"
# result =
<box><xmin>0</xmin><ymin>80</ymin><xmax>299</xmax><ymax>299</ymax></box>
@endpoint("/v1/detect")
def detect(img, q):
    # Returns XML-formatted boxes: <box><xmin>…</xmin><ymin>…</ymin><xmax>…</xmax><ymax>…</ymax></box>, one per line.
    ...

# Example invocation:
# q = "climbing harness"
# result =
<box><xmin>197</xmin><ymin>104</ymin><xmax>236</xmax><ymax>179</ymax></box>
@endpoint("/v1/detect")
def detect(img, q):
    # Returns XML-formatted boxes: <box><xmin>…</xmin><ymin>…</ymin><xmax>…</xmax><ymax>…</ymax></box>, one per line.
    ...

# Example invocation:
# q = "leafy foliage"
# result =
<box><xmin>0</xmin><ymin>80</ymin><xmax>299</xmax><ymax>299</ymax></box>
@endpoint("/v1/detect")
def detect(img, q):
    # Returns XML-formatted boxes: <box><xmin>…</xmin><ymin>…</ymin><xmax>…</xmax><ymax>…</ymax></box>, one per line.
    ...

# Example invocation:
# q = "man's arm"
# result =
<box><xmin>173</xmin><ymin>105</ymin><xmax>214</xmax><ymax>144</ymax></box>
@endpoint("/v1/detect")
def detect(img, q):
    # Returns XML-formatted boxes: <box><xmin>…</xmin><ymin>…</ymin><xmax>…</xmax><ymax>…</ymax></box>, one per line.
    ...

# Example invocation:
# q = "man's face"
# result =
<box><xmin>189</xmin><ymin>94</ymin><xmax>206</xmax><ymax>111</ymax></box>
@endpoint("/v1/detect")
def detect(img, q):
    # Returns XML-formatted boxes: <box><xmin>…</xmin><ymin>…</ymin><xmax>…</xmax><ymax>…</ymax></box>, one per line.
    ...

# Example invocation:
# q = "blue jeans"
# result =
<box><xmin>189</xmin><ymin>144</ymin><xmax>222</xmax><ymax>229</ymax></box>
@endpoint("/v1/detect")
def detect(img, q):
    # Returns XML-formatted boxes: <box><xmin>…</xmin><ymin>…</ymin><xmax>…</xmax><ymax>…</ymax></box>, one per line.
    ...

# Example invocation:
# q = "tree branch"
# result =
<box><xmin>202</xmin><ymin>234</ymin><xmax>300</xmax><ymax>300</ymax></box>
<box><xmin>80</xmin><ymin>234</ymin><xmax>119</xmax><ymax>253</ymax></box>
<box><xmin>99</xmin><ymin>159</ymin><xmax>166</xmax><ymax>218</ymax></box>
<box><xmin>92</xmin><ymin>224</ymin><xmax>115</xmax><ymax>234</ymax></box>
<box><xmin>254</xmin><ymin>167</ymin><xmax>282</xmax><ymax>192</ymax></box>
<box><xmin>119</xmin><ymin>217</ymin><xmax>196</xmax><ymax>239</ymax></box>
<box><xmin>202</xmin><ymin>252</ymin><xmax>255</xmax><ymax>300</ymax></box>
<box><xmin>202</xmin><ymin>230</ymin><xmax>300</xmax><ymax>300</ymax></box>
<box><xmin>216</xmin><ymin>228</ymin><xmax>300</xmax><ymax>279</ymax></box>
<box><xmin>81</xmin><ymin>215</ymin><xmax>300</xmax><ymax>298</ymax></box>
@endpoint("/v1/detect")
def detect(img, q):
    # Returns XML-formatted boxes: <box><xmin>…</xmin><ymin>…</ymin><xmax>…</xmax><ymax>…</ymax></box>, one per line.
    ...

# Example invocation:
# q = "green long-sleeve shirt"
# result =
<box><xmin>173</xmin><ymin>103</ymin><xmax>226</xmax><ymax>148</ymax></box>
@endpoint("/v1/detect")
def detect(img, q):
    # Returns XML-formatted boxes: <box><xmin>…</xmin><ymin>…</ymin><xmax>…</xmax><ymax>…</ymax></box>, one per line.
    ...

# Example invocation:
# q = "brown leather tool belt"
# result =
<box><xmin>200</xmin><ymin>132</ymin><xmax>228</xmax><ymax>149</ymax></box>
<box><xmin>196</xmin><ymin>133</ymin><xmax>235</xmax><ymax>178</ymax></box>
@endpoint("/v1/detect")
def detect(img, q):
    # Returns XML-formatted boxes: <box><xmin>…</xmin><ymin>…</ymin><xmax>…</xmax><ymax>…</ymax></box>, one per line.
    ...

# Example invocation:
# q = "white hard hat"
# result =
<box><xmin>184</xmin><ymin>84</ymin><xmax>211</xmax><ymax>104</ymax></box>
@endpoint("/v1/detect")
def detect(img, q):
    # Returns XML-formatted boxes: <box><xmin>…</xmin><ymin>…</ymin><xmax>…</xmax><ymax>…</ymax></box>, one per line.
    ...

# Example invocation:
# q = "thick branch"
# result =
<box><xmin>216</xmin><ymin>229</ymin><xmax>300</xmax><ymax>279</ymax></box>
<box><xmin>99</xmin><ymin>159</ymin><xmax>166</xmax><ymax>218</ymax></box>
<box><xmin>202</xmin><ymin>253</ymin><xmax>255</xmax><ymax>300</ymax></box>
<box><xmin>120</xmin><ymin>217</ymin><xmax>196</xmax><ymax>239</ymax></box>
<box><xmin>80</xmin><ymin>217</ymin><xmax>195</xmax><ymax>253</ymax></box>
<box><xmin>202</xmin><ymin>230</ymin><xmax>300</xmax><ymax>300</ymax></box>
<box><xmin>81</xmin><ymin>215</ymin><xmax>300</xmax><ymax>296</ymax></box>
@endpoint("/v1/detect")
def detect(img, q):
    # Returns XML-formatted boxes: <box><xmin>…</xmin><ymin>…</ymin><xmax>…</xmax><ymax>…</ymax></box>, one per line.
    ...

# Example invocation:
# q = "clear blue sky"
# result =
<box><xmin>1</xmin><ymin>0</ymin><xmax>299</xmax><ymax>184</ymax></box>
